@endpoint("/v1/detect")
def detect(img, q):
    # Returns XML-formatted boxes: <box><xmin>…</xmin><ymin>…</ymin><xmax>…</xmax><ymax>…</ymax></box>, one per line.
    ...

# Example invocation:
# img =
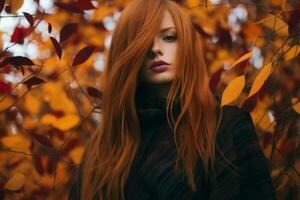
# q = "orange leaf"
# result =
<box><xmin>8</xmin><ymin>0</ymin><xmax>24</xmax><ymax>13</ymax></box>
<box><xmin>53</xmin><ymin>114</ymin><xmax>80</xmax><ymax>131</ymax></box>
<box><xmin>230</xmin><ymin>51</ymin><xmax>252</xmax><ymax>69</ymax></box>
<box><xmin>247</xmin><ymin>63</ymin><xmax>272</xmax><ymax>98</ymax></box>
<box><xmin>284</xmin><ymin>45</ymin><xmax>300</xmax><ymax>61</ymax></box>
<box><xmin>70</xmin><ymin>147</ymin><xmax>84</xmax><ymax>164</ymax></box>
<box><xmin>1</xmin><ymin>135</ymin><xmax>31</xmax><ymax>154</ymax></box>
<box><xmin>221</xmin><ymin>75</ymin><xmax>245</xmax><ymax>106</ymax></box>
<box><xmin>292</xmin><ymin>98</ymin><xmax>300</xmax><ymax>114</ymax></box>
<box><xmin>4</xmin><ymin>173</ymin><xmax>25</xmax><ymax>191</ymax></box>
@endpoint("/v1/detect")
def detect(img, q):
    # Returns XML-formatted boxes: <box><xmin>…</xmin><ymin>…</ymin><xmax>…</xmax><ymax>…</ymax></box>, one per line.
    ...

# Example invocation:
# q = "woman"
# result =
<box><xmin>68</xmin><ymin>0</ymin><xmax>276</xmax><ymax>199</ymax></box>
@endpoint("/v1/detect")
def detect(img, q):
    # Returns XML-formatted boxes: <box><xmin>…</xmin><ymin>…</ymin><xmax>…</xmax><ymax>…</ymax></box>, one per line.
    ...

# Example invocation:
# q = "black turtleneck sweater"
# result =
<box><xmin>68</xmin><ymin>99</ymin><xmax>276</xmax><ymax>200</ymax></box>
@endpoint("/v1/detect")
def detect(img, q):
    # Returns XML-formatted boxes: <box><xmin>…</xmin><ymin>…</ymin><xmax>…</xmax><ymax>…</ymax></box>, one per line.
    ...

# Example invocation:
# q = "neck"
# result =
<box><xmin>142</xmin><ymin>82</ymin><xmax>171</xmax><ymax>100</ymax></box>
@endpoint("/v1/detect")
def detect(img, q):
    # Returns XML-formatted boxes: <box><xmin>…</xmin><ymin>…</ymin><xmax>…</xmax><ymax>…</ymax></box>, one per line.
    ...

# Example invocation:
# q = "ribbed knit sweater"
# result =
<box><xmin>68</xmin><ymin>99</ymin><xmax>276</xmax><ymax>200</ymax></box>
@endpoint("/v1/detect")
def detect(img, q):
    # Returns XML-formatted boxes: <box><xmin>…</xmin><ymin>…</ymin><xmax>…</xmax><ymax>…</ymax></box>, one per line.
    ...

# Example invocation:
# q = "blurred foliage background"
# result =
<box><xmin>0</xmin><ymin>0</ymin><xmax>299</xmax><ymax>199</ymax></box>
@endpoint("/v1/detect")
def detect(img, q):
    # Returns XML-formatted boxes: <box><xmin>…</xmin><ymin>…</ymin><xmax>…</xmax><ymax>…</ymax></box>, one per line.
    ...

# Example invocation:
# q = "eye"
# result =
<box><xmin>163</xmin><ymin>35</ymin><xmax>177</xmax><ymax>42</ymax></box>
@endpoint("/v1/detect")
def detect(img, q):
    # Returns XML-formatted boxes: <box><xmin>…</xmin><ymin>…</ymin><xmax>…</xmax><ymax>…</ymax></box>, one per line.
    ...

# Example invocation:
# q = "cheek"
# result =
<box><xmin>167</xmin><ymin>44</ymin><xmax>177</xmax><ymax>63</ymax></box>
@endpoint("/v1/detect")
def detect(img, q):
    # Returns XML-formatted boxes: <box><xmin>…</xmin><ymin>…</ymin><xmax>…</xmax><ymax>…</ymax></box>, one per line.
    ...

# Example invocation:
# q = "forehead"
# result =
<box><xmin>159</xmin><ymin>10</ymin><xmax>176</xmax><ymax>32</ymax></box>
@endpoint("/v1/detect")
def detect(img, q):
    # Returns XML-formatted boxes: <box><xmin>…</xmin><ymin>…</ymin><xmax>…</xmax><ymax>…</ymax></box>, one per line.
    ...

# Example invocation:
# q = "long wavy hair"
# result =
<box><xmin>81</xmin><ymin>0</ymin><xmax>218</xmax><ymax>199</ymax></box>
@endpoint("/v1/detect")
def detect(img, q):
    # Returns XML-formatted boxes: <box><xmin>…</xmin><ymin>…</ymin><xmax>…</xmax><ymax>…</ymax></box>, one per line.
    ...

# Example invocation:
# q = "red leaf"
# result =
<box><xmin>62</xmin><ymin>138</ymin><xmax>81</xmax><ymax>156</ymax></box>
<box><xmin>59</xmin><ymin>23</ymin><xmax>78</xmax><ymax>43</ymax></box>
<box><xmin>10</xmin><ymin>26</ymin><xmax>32</xmax><ymax>44</ymax></box>
<box><xmin>0</xmin><ymin>81</ymin><xmax>12</xmax><ymax>93</ymax></box>
<box><xmin>216</xmin><ymin>22</ymin><xmax>232</xmax><ymax>48</ymax></box>
<box><xmin>72</xmin><ymin>46</ymin><xmax>95</xmax><ymax>66</ymax></box>
<box><xmin>9</xmin><ymin>56</ymin><xmax>34</xmax><ymax>66</ymax></box>
<box><xmin>47</xmin><ymin>157</ymin><xmax>56</xmax><ymax>174</ymax></box>
<box><xmin>72</xmin><ymin>0</ymin><xmax>96</xmax><ymax>10</ymax></box>
<box><xmin>33</xmin><ymin>155</ymin><xmax>44</xmax><ymax>175</ymax></box>
<box><xmin>23</xmin><ymin>12</ymin><xmax>34</xmax><ymax>26</ymax></box>
<box><xmin>0</xmin><ymin>0</ymin><xmax>5</xmax><ymax>13</ymax></box>
<box><xmin>50</xmin><ymin>37</ymin><xmax>62</xmax><ymax>59</ymax></box>
<box><xmin>30</xmin><ymin>132</ymin><xmax>53</xmax><ymax>148</ymax></box>
<box><xmin>23</xmin><ymin>76</ymin><xmax>45</xmax><ymax>89</ymax></box>
<box><xmin>209</xmin><ymin>67</ymin><xmax>224</xmax><ymax>93</ymax></box>
<box><xmin>4</xmin><ymin>5</ymin><xmax>11</xmax><ymax>13</ymax></box>
<box><xmin>0</xmin><ymin>66</ymin><xmax>11</xmax><ymax>74</ymax></box>
<box><xmin>192</xmin><ymin>20</ymin><xmax>211</xmax><ymax>38</ymax></box>
<box><xmin>87</xmin><ymin>86</ymin><xmax>102</xmax><ymax>98</ymax></box>
<box><xmin>279</xmin><ymin>140</ymin><xmax>296</xmax><ymax>156</ymax></box>
<box><xmin>288</xmin><ymin>9</ymin><xmax>300</xmax><ymax>35</ymax></box>
<box><xmin>54</xmin><ymin>2</ymin><xmax>84</xmax><ymax>14</ymax></box>
<box><xmin>48</xmin><ymin>23</ymin><xmax>52</xmax><ymax>33</ymax></box>
<box><xmin>0</xmin><ymin>58</ymin><xmax>10</xmax><ymax>68</ymax></box>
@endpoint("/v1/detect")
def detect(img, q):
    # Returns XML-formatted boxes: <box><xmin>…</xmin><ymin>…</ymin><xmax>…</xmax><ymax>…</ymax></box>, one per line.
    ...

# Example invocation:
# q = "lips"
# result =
<box><xmin>150</xmin><ymin>60</ymin><xmax>170</xmax><ymax>69</ymax></box>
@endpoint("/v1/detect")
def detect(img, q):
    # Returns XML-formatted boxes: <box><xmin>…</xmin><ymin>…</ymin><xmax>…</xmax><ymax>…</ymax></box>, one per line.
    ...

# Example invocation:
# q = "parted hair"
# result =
<box><xmin>81</xmin><ymin>0</ymin><xmax>218</xmax><ymax>199</ymax></box>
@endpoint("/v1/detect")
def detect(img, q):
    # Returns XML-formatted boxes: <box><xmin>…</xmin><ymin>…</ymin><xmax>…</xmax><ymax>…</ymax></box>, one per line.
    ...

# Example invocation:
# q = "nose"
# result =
<box><xmin>147</xmin><ymin>39</ymin><xmax>163</xmax><ymax>58</ymax></box>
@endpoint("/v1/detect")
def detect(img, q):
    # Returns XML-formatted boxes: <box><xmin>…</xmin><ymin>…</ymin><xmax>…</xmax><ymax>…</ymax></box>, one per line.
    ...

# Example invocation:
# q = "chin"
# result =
<box><xmin>147</xmin><ymin>77</ymin><xmax>174</xmax><ymax>85</ymax></box>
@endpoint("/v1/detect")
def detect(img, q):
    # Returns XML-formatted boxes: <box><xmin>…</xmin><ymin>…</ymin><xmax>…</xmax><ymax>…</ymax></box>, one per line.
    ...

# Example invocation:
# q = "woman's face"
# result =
<box><xmin>139</xmin><ymin>10</ymin><xmax>178</xmax><ymax>84</ymax></box>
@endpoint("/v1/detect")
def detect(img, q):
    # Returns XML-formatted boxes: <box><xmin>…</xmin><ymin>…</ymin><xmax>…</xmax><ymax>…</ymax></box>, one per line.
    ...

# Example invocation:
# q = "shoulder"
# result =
<box><xmin>216</xmin><ymin>105</ymin><xmax>256</xmax><ymax>145</ymax></box>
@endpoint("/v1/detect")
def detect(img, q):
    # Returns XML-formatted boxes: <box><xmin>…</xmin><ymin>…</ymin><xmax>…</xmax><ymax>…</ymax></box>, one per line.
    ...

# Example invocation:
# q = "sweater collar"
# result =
<box><xmin>136</xmin><ymin>98</ymin><xmax>181</xmax><ymax>130</ymax></box>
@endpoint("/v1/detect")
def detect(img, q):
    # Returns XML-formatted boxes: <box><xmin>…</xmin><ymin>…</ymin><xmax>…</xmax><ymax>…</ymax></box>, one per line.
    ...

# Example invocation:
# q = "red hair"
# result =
<box><xmin>81</xmin><ymin>0</ymin><xmax>217</xmax><ymax>199</ymax></box>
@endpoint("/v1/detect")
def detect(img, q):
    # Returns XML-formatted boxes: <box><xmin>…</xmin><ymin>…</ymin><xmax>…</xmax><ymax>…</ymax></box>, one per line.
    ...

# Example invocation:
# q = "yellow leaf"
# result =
<box><xmin>259</xmin><ymin>14</ymin><xmax>288</xmax><ymax>36</ymax></box>
<box><xmin>70</xmin><ymin>147</ymin><xmax>84</xmax><ymax>165</ymax></box>
<box><xmin>53</xmin><ymin>114</ymin><xmax>80</xmax><ymax>131</ymax></box>
<box><xmin>41</xmin><ymin>114</ymin><xmax>57</xmax><ymax>125</ymax></box>
<box><xmin>23</xmin><ymin>94</ymin><xmax>41</xmax><ymax>115</ymax></box>
<box><xmin>4</xmin><ymin>173</ymin><xmax>25</xmax><ymax>191</ymax></box>
<box><xmin>221</xmin><ymin>75</ymin><xmax>245</xmax><ymax>106</ymax></box>
<box><xmin>43</xmin><ymin>82</ymin><xmax>77</xmax><ymax>114</ymax></box>
<box><xmin>187</xmin><ymin>0</ymin><xmax>199</xmax><ymax>7</ymax></box>
<box><xmin>0</xmin><ymin>96</ymin><xmax>14</xmax><ymax>112</ymax></box>
<box><xmin>292</xmin><ymin>98</ymin><xmax>300</xmax><ymax>114</ymax></box>
<box><xmin>284</xmin><ymin>45</ymin><xmax>300</xmax><ymax>61</ymax></box>
<box><xmin>248</xmin><ymin>63</ymin><xmax>272</xmax><ymax>98</ymax></box>
<box><xmin>1</xmin><ymin>135</ymin><xmax>31</xmax><ymax>154</ymax></box>
<box><xmin>230</xmin><ymin>51</ymin><xmax>253</xmax><ymax>69</ymax></box>
<box><xmin>9</xmin><ymin>0</ymin><xmax>24</xmax><ymax>13</ymax></box>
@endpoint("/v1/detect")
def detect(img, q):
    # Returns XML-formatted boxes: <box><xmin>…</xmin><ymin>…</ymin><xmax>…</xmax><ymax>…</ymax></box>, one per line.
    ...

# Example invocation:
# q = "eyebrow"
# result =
<box><xmin>159</xmin><ymin>27</ymin><xmax>176</xmax><ymax>33</ymax></box>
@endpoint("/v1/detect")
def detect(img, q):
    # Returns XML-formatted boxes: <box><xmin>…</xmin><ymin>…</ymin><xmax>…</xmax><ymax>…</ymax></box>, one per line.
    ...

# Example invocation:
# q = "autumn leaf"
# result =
<box><xmin>72</xmin><ymin>46</ymin><xmax>95</xmax><ymax>66</ymax></box>
<box><xmin>23</xmin><ymin>12</ymin><xmax>34</xmax><ymax>26</ymax></box>
<box><xmin>54</xmin><ymin>2</ymin><xmax>84</xmax><ymax>14</ymax></box>
<box><xmin>288</xmin><ymin>9</ymin><xmax>300</xmax><ymax>35</ymax></box>
<box><xmin>1</xmin><ymin>135</ymin><xmax>31</xmax><ymax>154</ymax></box>
<box><xmin>69</xmin><ymin>146</ymin><xmax>84</xmax><ymax>164</ymax></box>
<box><xmin>284</xmin><ymin>45</ymin><xmax>300</xmax><ymax>61</ymax></box>
<box><xmin>59</xmin><ymin>23</ymin><xmax>78</xmax><ymax>43</ymax></box>
<box><xmin>72</xmin><ymin>0</ymin><xmax>96</xmax><ymax>10</ymax></box>
<box><xmin>0</xmin><ymin>0</ymin><xmax>5</xmax><ymax>13</ymax></box>
<box><xmin>9</xmin><ymin>56</ymin><xmax>34</xmax><ymax>66</ymax></box>
<box><xmin>230</xmin><ymin>51</ymin><xmax>253</xmax><ymax>69</ymax></box>
<box><xmin>53</xmin><ymin>114</ymin><xmax>81</xmax><ymax>131</ymax></box>
<box><xmin>8</xmin><ymin>0</ymin><xmax>24</xmax><ymax>13</ymax></box>
<box><xmin>221</xmin><ymin>75</ymin><xmax>245</xmax><ymax>106</ymax></box>
<box><xmin>209</xmin><ymin>67</ymin><xmax>224</xmax><ymax>93</ymax></box>
<box><xmin>247</xmin><ymin>63</ymin><xmax>272</xmax><ymax>98</ymax></box>
<box><xmin>292</xmin><ymin>97</ymin><xmax>300</xmax><ymax>114</ymax></box>
<box><xmin>50</xmin><ymin>37</ymin><xmax>62</xmax><ymax>59</ymax></box>
<box><xmin>41</xmin><ymin>114</ymin><xmax>80</xmax><ymax>131</ymax></box>
<box><xmin>29</xmin><ymin>132</ymin><xmax>53</xmax><ymax>148</ymax></box>
<box><xmin>23</xmin><ymin>76</ymin><xmax>45</xmax><ymax>90</ymax></box>
<box><xmin>0</xmin><ymin>96</ymin><xmax>14</xmax><ymax>112</ymax></box>
<box><xmin>0</xmin><ymin>81</ymin><xmax>12</xmax><ymax>93</ymax></box>
<box><xmin>10</xmin><ymin>26</ymin><xmax>32</xmax><ymax>44</ymax></box>
<box><xmin>4</xmin><ymin>173</ymin><xmax>25</xmax><ymax>191</ymax></box>
<box><xmin>48</xmin><ymin>23</ymin><xmax>52</xmax><ymax>34</ymax></box>
<box><xmin>87</xmin><ymin>86</ymin><xmax>102</xmax><ymax>98</ymax></box>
